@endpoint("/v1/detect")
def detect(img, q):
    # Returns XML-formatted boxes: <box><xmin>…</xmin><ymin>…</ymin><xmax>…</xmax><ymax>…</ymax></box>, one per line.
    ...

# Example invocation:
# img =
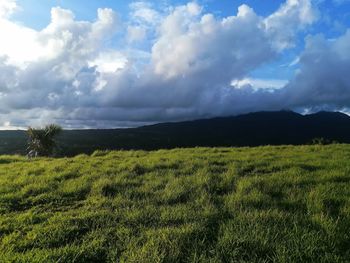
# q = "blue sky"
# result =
<box><xmin>12</xmin><ymin>0</ymin><xmax>349</xmax><ymax>79</ymax></box>
<box><xmin>13</xmin><ymin>1</ymin><xmax>350</xmax><ymax>33</ymax></box>
<box><xmin>13</xmin><ymin>0</ymin><xmax>283</xmax><ymax>27</ymax></box>
<box><xmin>1</xmin><ymin>0</ymin><xmax>350</xmax><ymax>128</ymax></box>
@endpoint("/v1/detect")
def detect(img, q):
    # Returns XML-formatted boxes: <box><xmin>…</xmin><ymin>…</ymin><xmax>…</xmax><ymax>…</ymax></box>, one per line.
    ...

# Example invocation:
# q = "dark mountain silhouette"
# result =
<box><xmin>1</xmin><ymin>110</ymin><xmax>350</xmax><ymax>156</ymax></box>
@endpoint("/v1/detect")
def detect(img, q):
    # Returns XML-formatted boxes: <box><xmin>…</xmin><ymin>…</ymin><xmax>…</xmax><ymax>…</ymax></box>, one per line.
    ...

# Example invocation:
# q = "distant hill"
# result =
<box><xmin>1</xmin><ymin>110</ymin><xmax>350</xmax><ymax>156</ymax></box>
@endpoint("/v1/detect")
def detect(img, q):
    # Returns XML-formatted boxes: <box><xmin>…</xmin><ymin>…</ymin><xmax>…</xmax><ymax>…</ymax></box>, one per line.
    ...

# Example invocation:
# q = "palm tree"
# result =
<box><xmin>27</xmin><ymin>124</ymin><xmax>62</xmax><ymax>157</ymax></box>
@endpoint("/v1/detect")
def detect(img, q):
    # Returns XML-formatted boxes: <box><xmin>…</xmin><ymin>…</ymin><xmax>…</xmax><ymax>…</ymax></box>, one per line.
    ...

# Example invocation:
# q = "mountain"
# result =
<box><xmin>1</xmin><ymin>111</ymin><xmax>350</xmax><ymax>156</ymax></box>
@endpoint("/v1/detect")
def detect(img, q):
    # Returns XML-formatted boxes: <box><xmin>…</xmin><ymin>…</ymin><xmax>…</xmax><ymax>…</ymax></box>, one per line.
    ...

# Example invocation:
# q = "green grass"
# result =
<box><xmin>0</xmin><ymin>145</ymin><xmax>350</xmax><ymax>262</ymax></box>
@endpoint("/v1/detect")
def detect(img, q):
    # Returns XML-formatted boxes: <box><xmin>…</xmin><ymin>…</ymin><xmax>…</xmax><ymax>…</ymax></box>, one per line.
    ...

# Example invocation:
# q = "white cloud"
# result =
<box><xmin>129</xmin><ymin>2</ymin><xmax>161</xmax><ymax>25</ymax></box>
<box><xmin>0</xmin><ymin>0</ymin><xmax>18</xmax><ymax>18</ymax></box>
<box><xmin>0</xmin><ymin>19</ymin><xmax>42</xmax><ymax>67</ymax></box>
<box><xmin>231</xmin><ymin>78</ymin><xmax>288</xmax><ymax>90</ymax></box>
<box><xmin>0</xmin><ymin>0</ymin><xmax>326</xmax><ymax>128</ymax></box>
<box><xmin>127</xmin><ymin>25</ymin><xmax>147</xmax><ymax>43</ymax></box>
<box><xmin>88</xmin><ymin>51</ymin><xmax>127</xmax><ymax>73</ymax></box>
<box><xmin>0</xmin><ymin>6</ymin><xmax>118</xmax><ymax>69</ymax></box>
<box><xmin>264</xmin><ymin>0</ymin><xmax>318</xmax><ymax>50</ymax></box>
<box><xmin>283</xmin><ymin>30</ymin><xmax>350</xmax><ymax>109</ymax></box>
<box><xmin>186</xmin><ymin>2</ymin><xmax>202</xmax><ymax>16</ymax></box>
<box><xmin>127</xmin><ymin>2</ymin><xmax>162</xmax><ymax>45</ymax></box>
<box><xmin>151</xmin><ymin>3</ymin><xmax>272</xmax><ymax>79</ymax></box>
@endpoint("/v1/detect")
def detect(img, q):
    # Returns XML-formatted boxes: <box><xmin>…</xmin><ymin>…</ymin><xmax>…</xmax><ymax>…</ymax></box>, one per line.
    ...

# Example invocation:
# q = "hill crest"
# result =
<box><xmin>1</xmin><ymin>110</ymin><xmax>350</xmax><ymax>156</ymax></box>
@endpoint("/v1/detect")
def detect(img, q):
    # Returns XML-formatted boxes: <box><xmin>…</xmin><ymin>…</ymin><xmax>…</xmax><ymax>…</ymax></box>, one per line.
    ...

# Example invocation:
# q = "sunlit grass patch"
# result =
<box><xmin>0</xmin><ymin>145</ymin><xmax>350</xmax><ymax>262</ymax></box>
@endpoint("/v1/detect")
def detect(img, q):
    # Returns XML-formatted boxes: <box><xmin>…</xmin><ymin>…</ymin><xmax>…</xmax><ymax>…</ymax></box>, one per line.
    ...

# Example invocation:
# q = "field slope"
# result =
<box><xmin>0</xmin><ymin>145</ymin><xmax>350</xmax><ymax>262</ymax></box>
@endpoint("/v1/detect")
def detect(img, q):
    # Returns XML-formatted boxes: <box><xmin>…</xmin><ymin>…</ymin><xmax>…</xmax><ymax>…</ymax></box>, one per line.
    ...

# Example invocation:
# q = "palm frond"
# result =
<box><xmin>44</xmin><ymin>124</ymin><xmax>62</xmax><ymax>137</ymax></box>
<box><xmin>26</xmin><ymin>124</ymin><xmax>62</xmax><ymax>157</ymax></box>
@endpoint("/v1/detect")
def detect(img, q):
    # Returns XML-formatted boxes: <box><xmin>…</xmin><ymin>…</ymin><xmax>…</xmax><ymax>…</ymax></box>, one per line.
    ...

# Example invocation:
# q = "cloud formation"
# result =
<box><xmin>0</xmin><ymin>0</ymin><xmax>18</xmax><ymax>18</ymax></box>
<box><xmin>284</xmin><ymin>30</ymin><xmax>350</xmax><ymax>110</ymax></box>
<box><xmin>0</xmin><ymin>0</ymin><xmax>348</xmax><ymax>128</ymax></box>
<box><xmin>264</xmin><ymin>0</ymin><xmax>318</xmax><ymax>50</ymax></box>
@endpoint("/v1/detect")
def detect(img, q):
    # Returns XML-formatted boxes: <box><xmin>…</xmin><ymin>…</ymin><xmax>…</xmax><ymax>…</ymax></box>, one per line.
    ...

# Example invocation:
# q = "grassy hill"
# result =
<box><xmin>1</xmin><ymin>145</ymin><xmax>350</xmax><ymax>262</ymax></box>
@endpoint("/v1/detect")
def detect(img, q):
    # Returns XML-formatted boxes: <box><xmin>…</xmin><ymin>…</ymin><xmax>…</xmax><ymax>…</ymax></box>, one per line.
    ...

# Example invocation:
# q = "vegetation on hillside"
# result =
<box><xmin>26</xmin><ymin>124</ymin><xmax>62</xmax><ymax>157</ymax></box>
<box><xmin>0</xmin><ymin>145</ymin><xmax>349</xmax><ymax>262</ymax></box>
<box><xmin>2</xmin><ymin>111</ymin><xmax>350</xmax><ymax>157</ymax></box>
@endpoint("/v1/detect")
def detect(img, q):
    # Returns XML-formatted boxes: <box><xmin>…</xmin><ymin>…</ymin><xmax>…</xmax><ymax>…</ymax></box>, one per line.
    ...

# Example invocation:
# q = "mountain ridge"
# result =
<box><xmin>1</xmin><ymin>110</ymin><xmax>350</xmax><ymax>156</ymax></box>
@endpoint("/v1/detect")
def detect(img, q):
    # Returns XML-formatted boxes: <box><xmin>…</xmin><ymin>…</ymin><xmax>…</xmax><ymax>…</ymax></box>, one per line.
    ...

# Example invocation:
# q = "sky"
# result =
<box><xmin>0</xmin><ymin>0</ymin><xmax>350</xmax><ymax>129</ymax></box>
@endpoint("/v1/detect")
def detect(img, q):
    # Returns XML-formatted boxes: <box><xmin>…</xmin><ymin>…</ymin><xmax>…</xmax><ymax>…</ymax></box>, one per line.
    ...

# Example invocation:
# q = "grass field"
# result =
<box><xmin>0</xmin><ymin>145</ymin><xmax>350</xmax><ymax>262</ymax></box>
